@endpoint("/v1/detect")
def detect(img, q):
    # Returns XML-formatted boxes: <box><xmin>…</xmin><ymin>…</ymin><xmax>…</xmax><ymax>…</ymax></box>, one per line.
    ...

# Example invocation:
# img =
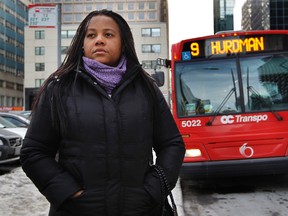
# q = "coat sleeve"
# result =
<box><xmin>20</xmin><ymin>87</ymin><xmax>82</xmax><ymax>209</ymax></box>
<box><xmin>145</xmin><ymin>84</ymin><xmax>186</xmax><ymax>201</ymax></box>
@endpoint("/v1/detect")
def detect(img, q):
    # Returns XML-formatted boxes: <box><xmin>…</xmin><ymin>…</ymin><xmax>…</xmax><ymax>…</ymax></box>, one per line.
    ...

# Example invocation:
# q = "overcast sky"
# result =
<box><xmin>168</xmin><ymin>0</ymin><xmax>246</xmax><ymax>46</ymax></box>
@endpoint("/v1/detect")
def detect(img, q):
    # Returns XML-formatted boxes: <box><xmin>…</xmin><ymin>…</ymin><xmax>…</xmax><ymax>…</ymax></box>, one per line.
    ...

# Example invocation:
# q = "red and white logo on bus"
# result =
<box><xmin>239</xmin><ymin>143</ymin><xmax>254</xmax><ymax>158</ymax></box>
<box><xmin>220</xmin><ymin>114</ymin><xmax>268</xmax><ymax>124</ymax></box>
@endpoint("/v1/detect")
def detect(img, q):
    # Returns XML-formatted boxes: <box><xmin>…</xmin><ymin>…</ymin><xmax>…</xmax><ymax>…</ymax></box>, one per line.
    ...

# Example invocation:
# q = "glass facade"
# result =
<box><xmin>270</xmin><ymin>0</ymin><xmax>288</xmax><ymax>29</ymax></box>
<box><xmin>214</xmin><ymin>0</ymin><xmax>236</xmax><ymax>33</ymax></box>
<box><xmin>0</xmin><ymin>0</ymin><xmax>29</xmax><ymax>107</ymax></box>
<box><xmin>0</xmin><ymin>0</ymin><xmax>27</xmax><ymax>76</ymax></box>
<box><xmin>243</xmin><ymin>0</ymin><xmax>288</xmax><ymax>30</ymax></box>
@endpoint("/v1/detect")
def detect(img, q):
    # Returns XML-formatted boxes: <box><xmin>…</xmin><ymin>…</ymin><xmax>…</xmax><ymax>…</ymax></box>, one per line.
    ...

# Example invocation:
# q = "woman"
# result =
<box><xmin>20</xmin><ymin>9</ymin><xmax>185</xmax><ymax>216</ymax></box>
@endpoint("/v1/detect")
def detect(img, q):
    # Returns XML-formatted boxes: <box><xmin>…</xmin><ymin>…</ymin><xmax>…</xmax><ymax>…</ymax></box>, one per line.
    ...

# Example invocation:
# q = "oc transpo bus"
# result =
<box><xmin>156</xmin><ymin>30</ymin><xmax>288</xmax><ymax>179</ymax></box>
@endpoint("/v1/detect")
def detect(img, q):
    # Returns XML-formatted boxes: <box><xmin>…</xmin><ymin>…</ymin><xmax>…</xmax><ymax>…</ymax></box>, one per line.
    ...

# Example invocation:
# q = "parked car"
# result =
<box><xmin>9</xmin><ymin>110</ymin><xmax>32</xmax><ymax>120</ymax></box>
<box><xmin>19</xmin><ymin>110</ymin><xmax>31</xmax><ymax>119</ymax></box>
<box><xmin>0</xmin><ymin>129</ymin><xmax>22</xmax><ymax>164</ymax></box>
<box><xmin>0</xmin><ymin>112</ymin><xmax>30</xmax><ymax>127</ymax></box>
<box><xmin>0</xmin><ymin>117</ymin><xmax>27</xmax><ymax>139</ymax></box>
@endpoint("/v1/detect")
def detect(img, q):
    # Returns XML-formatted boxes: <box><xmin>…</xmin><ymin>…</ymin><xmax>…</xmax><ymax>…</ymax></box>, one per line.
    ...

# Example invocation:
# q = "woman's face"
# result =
<box><xmin>83</xmin><ymin>15</ymin><xmax>122</xmax><ymax>67</ymax></box>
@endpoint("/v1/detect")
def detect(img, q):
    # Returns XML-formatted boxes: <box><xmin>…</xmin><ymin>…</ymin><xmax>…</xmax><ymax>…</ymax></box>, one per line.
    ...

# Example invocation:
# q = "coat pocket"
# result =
<box><xmin>123</xmin><ymin>186</ymin><xmax>158</xmax><ymax>216</ymax></box>
<box><xmin>60</xmin><ymin>189</ymin><xmax>105</xmax><ymax>216</ymax></box>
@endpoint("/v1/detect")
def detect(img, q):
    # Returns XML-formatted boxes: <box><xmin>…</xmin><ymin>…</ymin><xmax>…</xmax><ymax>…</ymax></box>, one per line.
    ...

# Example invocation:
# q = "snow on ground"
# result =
<box><xmin>0</xmin><ymin>167</ymin><xmax>184</xmax><ymax>216</ymax></box>
<box><xmin>0</xmin><ymin>167</ymin><xmax>49</xmax><ymax>216</ymax></box>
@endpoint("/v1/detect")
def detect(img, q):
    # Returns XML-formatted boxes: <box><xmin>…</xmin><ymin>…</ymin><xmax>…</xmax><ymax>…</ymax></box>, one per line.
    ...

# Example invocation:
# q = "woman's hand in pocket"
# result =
<box><xmin>71</xmin><ymin>190</ymin><xmax>84</xmax><ymax>199</ymax></box>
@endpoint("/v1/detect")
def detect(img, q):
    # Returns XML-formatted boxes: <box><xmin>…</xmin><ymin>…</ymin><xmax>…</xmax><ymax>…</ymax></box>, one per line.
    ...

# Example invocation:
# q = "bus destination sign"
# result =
<box><xmin>207</xmin><ymin>36</ymin><xmax>264</xmax><ymax>55</ymax></box>
<box><xmin>181</xmin><ymin>34</ymin><xmax>288</xmax><ymax>60</ymax></box>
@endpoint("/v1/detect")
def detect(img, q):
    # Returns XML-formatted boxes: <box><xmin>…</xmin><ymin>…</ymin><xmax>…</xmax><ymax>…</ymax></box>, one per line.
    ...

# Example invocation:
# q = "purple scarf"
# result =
<box><xmin>82</xmin><ymin>56</ymin><xmax>127</xmax><ymax>94</ymax></box>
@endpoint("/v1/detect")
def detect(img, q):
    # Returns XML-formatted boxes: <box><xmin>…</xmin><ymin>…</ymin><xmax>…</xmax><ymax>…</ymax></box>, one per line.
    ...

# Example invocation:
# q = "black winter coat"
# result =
<box><xmin>20</xmin><ymin>61</ymin><xmax>185</xmax><ymax>216</ymax></box>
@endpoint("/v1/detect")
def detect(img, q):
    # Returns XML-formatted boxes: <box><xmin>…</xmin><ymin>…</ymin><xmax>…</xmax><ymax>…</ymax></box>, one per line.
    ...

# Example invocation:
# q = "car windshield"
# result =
<box><xmin>0</xmin><ymin>116</ymin><xmax>17</xmax><ymax>128</ymax></box>
<box><xmin>175</xmin><ymin>53</ymin><xmax>288</xmax><ymax>117</ymax></box>
<box><xmin>0</xmin><ymin>113</ymin><xmax>30</xmax><ymax>127</ymax></box>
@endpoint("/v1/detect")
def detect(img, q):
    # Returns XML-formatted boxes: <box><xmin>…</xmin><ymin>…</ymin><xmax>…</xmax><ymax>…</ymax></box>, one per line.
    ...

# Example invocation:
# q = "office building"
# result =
<box><xmin>0</xmin><ymin>0</ymin><xmax>32</xmax><ymax>109</ymax></box>
<box><xmin>242</xmin><ymin>0</ymin><xmax>288</xmax><ymax>30</ymax></box>
<box><xmin>214</xmin><ymin>0</ymin><xmax>236</xmax><ymax>33</ymax></box>
<box><xmin>24</xmin><ymin>0</ymin><xmax>169</xmax><ymax>109</ymax></box>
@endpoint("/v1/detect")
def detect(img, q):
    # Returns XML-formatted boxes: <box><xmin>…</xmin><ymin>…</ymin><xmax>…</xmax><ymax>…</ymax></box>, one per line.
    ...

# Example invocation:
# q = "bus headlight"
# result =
<box><xmin>185</xmin><ymin>149</ymin><xmax>202</xmax><ymax>157</ymax></box>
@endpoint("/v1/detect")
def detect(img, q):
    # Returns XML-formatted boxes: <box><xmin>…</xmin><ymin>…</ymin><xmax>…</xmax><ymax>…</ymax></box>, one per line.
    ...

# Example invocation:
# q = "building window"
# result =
<box><xmin>16</xmin><ymin>27</ymin><xmax>24</xmax><ymax>36</ymax></box>
<box><xmin>6</xmin><ymin>51</ymin><xmax>15</xmax><ymax>60</ymax></box>
<box><xmin>6</xmin><ymin>81</ymin><xmax>14</xmax><ymax>90</ymax></box>
<box><xmin>142</xmin><ymin>28</ymin><xmax>160</xmax><ymax>37</ymax></box>
<box><xmin>96</xmin><ymin>4</ymin><xmax>103</xmax><ymax>10</ymax></box>
<box><xmin>12</xmin><ymin>97</ymin><xmax>16</xmax><ymax>106</ymax></box>
<box><xmin>35</xmin><ymin>30</ymin><xmax>45</xmax><ymax>39</ymax></box>
<box><xmin>0</xmin><ymin>17</ymin><xmax>4</xmax><ymax>27</ymax></box>
<box><xmin>142</xmin><ymin>44</ymin><xmax>161</xmax><ymax>53</ymax></box>
<box><xmin>35</xmin><ymin>47</ymin><xmax>45</xmax><ymax>55</ymax></box>
<box><xmin>151</xmin><ymin>28</ymin><xmax>160</xmax><ymax>37</ymax></box>
<box><xmin>6</xmin><ymin>96</ymin><xmax>11</xmax><ymax>106</ymax></box>
<box><xmin>6</xmin><ymin>20</ymin><xmax>15</xmax><ymax>31</ymax></box>
<box><xmin>86</xmin><ymin>4</ymin><xmax>93</xmax><ymax>11</ymax></box>
<box><xmin>35</xmin><ymin>79</ymin><xmax>45</xmax><ymax>87</ymax></box>
<box><xmin>142</xmin><ymin>28</ymin><xmax>150</xmax><ymax>37</ymax></box>
<box><xmin>63</xmin><ymin>4</ymin><xmax>72</xmax><ymax>12</ymax></box>
<box><xmin>17</xmin><ymin>98</ymin><xmax>22</xmax><ymax>106</ymax></box>
<box><xmin>128</xmin><ymin>3</ymin><xmax>134</xmax><ymax>10</ymax></box>
<box><xmin>16</xmin><ymin>41</ymin><xmax>24</xmax><ymax>49</ymax></box>
<box><xmin>142</xmin><ymin>60</ymin><xmax>158</xmax><ymax>69</ymax></box>
<box><xmin>138</xmin><ymin>2</ymin><xmax>145</xmax><ymax>10</ymax></box>
<box><xmin>107</xmin><ymin>3</ymin><xmax>113</xmax><ymax>10</ymax></box>
<box><xmin>117</xmin><ymin>3</ymin><xmax>124</xmax><ymax>10</ymax></box>
<box><xmin>148</xmin><ymin>2</ymin><xmax>156</xmax><ymax>9</ymax></box>
<box><xmin>35</xmin><ymin>63</ymin><xmax>45</xmax><ymax>71</ymax></box>
<box><xmin>16</xmin><ymin>84</ymin><xmax>23</xmax><ymax>91</ymax></box>
<box><xmin>63</xmin><ymin>14</ymin><xmax>73</xmax><ymax>22</ymax></box>
<box><xmin>75</xmin><ymin>14</ymin><xmax>83</xmax><ymax>22</ymax></box>
<box><xmin>138</xmin><ymin>12</ymin><xmax>145</xmax><ymax>20</ymax></box>
<box><xmin>61</xmin><ymin>30</ymin><xmax>76</xmax><ymax>38</ymax></box>
<box><xmin>128</xmin><ymin>12</ymin><xmax>134</xmax><ymax>20</ymax></box>
<box><xmin>148</xmin><ymin>12</ymin><xmax>156</xmax><ymax>20</ymax></box>
<box><xmin>74</xmin><ymin>4</ymin><xmax>83</xmax><ymax>12</ymax></box>
<box><xmin>0</xmin><ymin>95</ymin><xmax>4</xmax><ymax>106</ymax></box>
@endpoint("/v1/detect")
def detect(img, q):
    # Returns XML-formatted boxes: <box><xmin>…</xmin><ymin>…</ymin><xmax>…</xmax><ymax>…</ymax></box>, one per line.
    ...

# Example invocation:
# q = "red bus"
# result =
<box><xmin>156</xmin><ymin>30</ymin><xmax>288</xmax><ymax>179</ymax></box>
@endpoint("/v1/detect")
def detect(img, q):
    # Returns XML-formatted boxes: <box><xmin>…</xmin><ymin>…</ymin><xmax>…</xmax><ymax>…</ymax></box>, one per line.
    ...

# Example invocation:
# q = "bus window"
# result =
<box><xmin>175</xmin><ymin>58</ymin><xmax>240</xmax><ymax>117</ymax></box>
<box><xmin>240</xmin><ymin>54</ymin><xmax>288</xmax><ymax>112</ymax></box>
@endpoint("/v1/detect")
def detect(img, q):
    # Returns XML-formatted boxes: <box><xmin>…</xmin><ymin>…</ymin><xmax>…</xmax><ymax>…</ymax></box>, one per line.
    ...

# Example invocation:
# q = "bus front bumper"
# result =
<box><xmin>180</xmin><ymin>157</ymin><xmax>288</xmax><ymax>180</ymax></box>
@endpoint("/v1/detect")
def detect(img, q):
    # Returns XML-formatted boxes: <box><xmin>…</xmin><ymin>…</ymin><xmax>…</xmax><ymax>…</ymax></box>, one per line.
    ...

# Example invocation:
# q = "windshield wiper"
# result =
<box><xmin>270</xmin><ymin>106</ymin><xmax>283</xmax><ymax>121</ymax></box>
<box><xmin>206</xmin><ymin>87</ymin><xmax>236</xmax><ymax>126</ymax></box>
<box><xmin>231</xmin><ymin>69</ymin><xmax>239</xmax><ymax>109</ymax></box>
<box><xmin>206</xmin><ymin>69</ymin><xmax>238</xmax><ymax>126</ymax></box>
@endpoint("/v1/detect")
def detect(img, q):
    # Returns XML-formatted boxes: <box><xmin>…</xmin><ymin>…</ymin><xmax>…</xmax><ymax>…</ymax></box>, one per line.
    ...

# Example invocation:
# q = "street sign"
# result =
<box><xmin>28</xmin><ymin>4</ymin><xmax>58</xmax><ymax>28</ymax></box>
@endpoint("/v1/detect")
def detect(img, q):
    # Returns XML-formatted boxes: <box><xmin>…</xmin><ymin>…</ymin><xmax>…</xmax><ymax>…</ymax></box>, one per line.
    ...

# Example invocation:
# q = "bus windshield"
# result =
<box><xmin>175</xmin><ymin>53</ymin><xmax>288</xmax><ymax>117</ymax></box>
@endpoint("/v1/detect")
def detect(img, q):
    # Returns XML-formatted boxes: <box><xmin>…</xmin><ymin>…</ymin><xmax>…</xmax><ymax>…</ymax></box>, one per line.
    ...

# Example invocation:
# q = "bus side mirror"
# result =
<box><xmin>151</xmin><ymin>71</ymin><xmax>165</xmax><ymax>87</ymax></box>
